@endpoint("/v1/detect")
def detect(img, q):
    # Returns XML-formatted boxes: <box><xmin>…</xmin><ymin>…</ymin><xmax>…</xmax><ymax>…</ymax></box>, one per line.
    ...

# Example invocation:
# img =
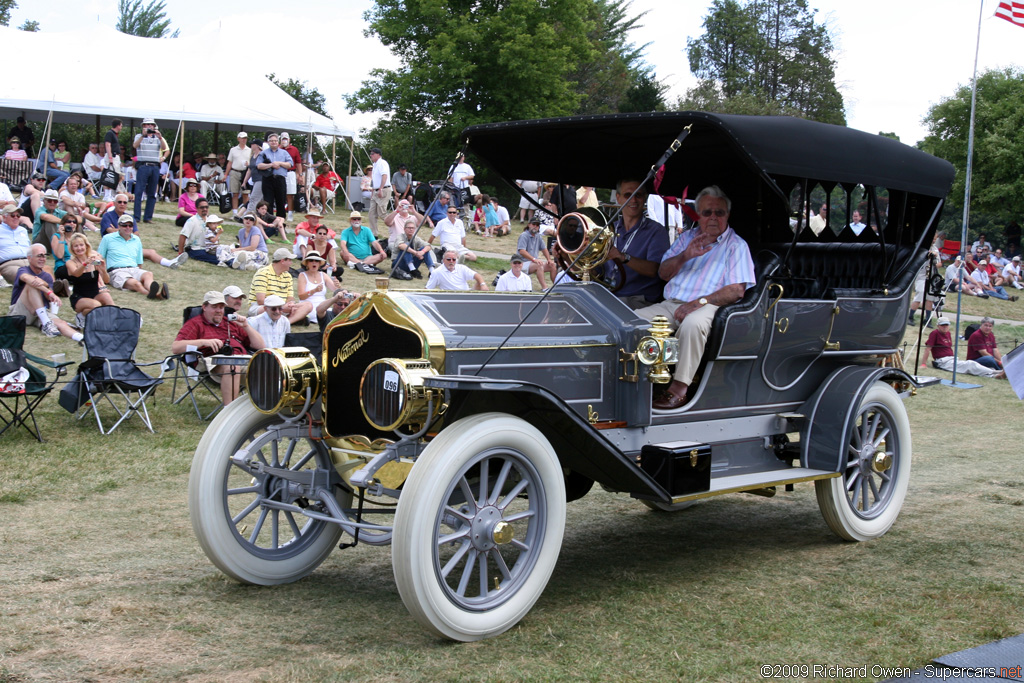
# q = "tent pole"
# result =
<box><xmin>39</xmin><ymin>105</ymin><xmax>54</xmax><ymax>183</ymax></box>
<box><xmin>347</xmin><ymin>137</ymin><xmax>354</xmax><ymax>211</ymax></box>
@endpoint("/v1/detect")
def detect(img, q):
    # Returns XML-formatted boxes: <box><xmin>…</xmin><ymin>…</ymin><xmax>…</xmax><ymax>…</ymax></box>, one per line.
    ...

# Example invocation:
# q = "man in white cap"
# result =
<box><xmin>279</xmin><ymin>132</ymin><xmax>302</xmax><ymax>221</ymax></box>
<box><xmin>972</xmin><ymin>259</ymin><xmax>1016</xmax><ymax>301</ymax></box>
<box><xmin>921</xmin><ymin>317</ymin><xmax>1004</xmax><ymax>379</ymax></box>
<box><xmin>97</xmin><ymin>214</ymin><xmax>170</xmax><ymax>299</ymax></box>
<box><xmin>428</xmin><ymin>205</ymin><xmax>477</xmax><ymax>262</ymax></box>
<box><xmin>1002</xmin><ymin>255</ymin><xmax>1023</xmax><ymax>289</ymax></box>
<box><xmin>177</xmin><ymin>198</ymin><xmax>221</xmax><ymax>265</ymax></box>
<box><xmin>293</xmin><ymin>207</ymin><xmax>329</xmax><ymax>259</ymax></box>
<box><xmin>172</xmin><ymin>290</ymin><xmax>266</xmax><ymax>405</ymax></box>
<box><xmin>224</xmin><ymin>132</ymin><xmax>252</xmax><ymax>216</ymax></box>
<box><xmin>199</xmin><ymin>153</ymin><xmax>224</xmax><ymax>199</ymax></box>
<box><xmin>248</xmin><ymin>248</ymin><xmax>313</xmax><ymax>324</ymax></box>
<box><xmin>248</xmin><ymin>294</ymin><xmax>291</xmax><ymax>348</ymax></box>
<box><xmin>222</xmin><ymin>285</ymin><xmax>247</xmax><ymax>313</ymax></box>
<box><xmin>132</xmin><ymin>117</ymin><xmax>167</xmax><ymax>224</ymax></box>
<box><xmin>32</xmin><ymin>189</ymin><xmax>66</xmax><ymax>244</ymax></box>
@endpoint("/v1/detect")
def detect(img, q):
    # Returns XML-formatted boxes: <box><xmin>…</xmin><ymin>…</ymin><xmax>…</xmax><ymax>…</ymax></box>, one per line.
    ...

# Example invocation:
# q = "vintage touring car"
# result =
<box><xmin>189</xmin><ymin>112</ymin><xmax>954</xmax><ymax>641</ymax></box>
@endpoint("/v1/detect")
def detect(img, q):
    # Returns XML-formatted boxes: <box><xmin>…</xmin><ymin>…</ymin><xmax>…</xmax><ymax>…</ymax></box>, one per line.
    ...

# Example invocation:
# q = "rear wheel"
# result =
<box><xmin>393</xmin><ymin>413</ymin><xmax>566</xmax><ymax>641</ymax></box>
<box><xmin>189</xmin><ymin>400</ymin><xmax>347</xmax><ymax>584</ymax></box>
<box><xmin>815</xmin><ymin>383</ymin><xmax>911</xmax><ymax>541</ymax></box>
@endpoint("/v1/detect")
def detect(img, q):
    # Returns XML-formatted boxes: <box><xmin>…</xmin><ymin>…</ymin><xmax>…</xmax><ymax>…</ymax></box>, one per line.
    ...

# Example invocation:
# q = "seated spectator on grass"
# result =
<box><xmin>293</xmin><ymin>208</ymin><xmax>330</xmax><ymax>257</ymax></box>
<box><xmin>100</xmin><ymin>193</ymin><xmax>187</xmax><ymax>270</ymax></box>
<box><xmin>177</xmin><ymin>179</ymin><xmax>204</xmax><ymax>227</ymax></box>
<box><xmin>63</xmin><ymin>233</ymin><xmax>114</xmax><ymax>321</ymax></box>
<box><xmin>171</xmin><ymin>290</ymin><xmax>265</xmax><ymax>405</ymax></box>
<box><xmin>395</xmin><ymin>219</ymin><xmax>436</xmax><ymax>280</ymax></box>
<box><xmin>248</xmin><ymin>294</ymin><xmax>290</xmax><ymax>348</ymax></box>
<box><xmin>296</xmin><ymin>251</ymin><xmax>338</xmax><ymax>323</ymax></box>
<box><xmin>17</xmin><ymin>173</ymin><xmax>47</xmax><ymax>222</ymax></box>
<box><xmin>944</xmin><ymin>256</ymin><xmax>986</xmax><ymax>297</ymax></box>
<box><xmin>0</xmin><ymin>205</ymin><xmax>31</xmax><ymax>285</ymax></box>
<box><xmin>425</xmin><ymin>190</ymin><xmax>452</xmax><ymax>228</ymax></box>
<box><xmin>492</xmin><ymin>197</ymin><xmax>511</xmax><ymax>236</ymax></box>
<box><xmin>53</xmin><ymin>141</ymin><xmax>71</xmax><ymax>172</ymax></box>
<box><xmin>426</xmin><ymin>250</ymin><xmax>487</xmax><ymax>291</ymax></box>
<box><xmin>967</xmin><ymin>317</ymin><xmax>1003</xmax><ymax>370</ymax></box>
<box><xmin>83</xmin><ymin>142</ymin><xmax>104</xmax><ymax>186</ymax></box>
<box><xmin>40</xmin><ymin>214</ymin><xmax>82</xmax><ymax>272</ymax></box>
<box><xmin>1003</xmin><ymin>256</ymin><xmax>1023</xmax><ymax>290</ymax></box>
<box><xmin>34</xmin><ymin>139</ymin><xmax>70</xmax><ymax>190</ymax></box>
<box><xmin>254</xmin><ymin>200</ymin><xmax>287</xmax><ymax>241</ymax></box>
<box><xmin>177</xmin><ymin>197</ymin><xmax>221</xmax><ymax>266</ymax></box>
<box><xmin>310</xmin><ymin>225</ymin><xmax>338</xmax><ymax>277</ymax></box>
<box><xmin>495</xmin><ymin>254</ymin><xmax>533</xmax><ymax>292</ymax></box>
<box><xmin>222</xmin><ymin>285</ymin><xmax>247</xmax><ymax>314</ymax></box>
<box><xmin>428</xmin><ymin>206</ymin><xmax>477</xmax><ymax>262</ymax></box>
<box><xmin>230</xmin><ymin>212</ymin><xmax>269</xmax><ymax>271</ymax></box>
<box><xmin>517</xmin><ymin>218</ymin><xmax>557</xmax><ymax>289</ymax></box>
<box><xmin>921</xmin><ymin>317</ymin><xmax>1004</xmax><ymax>378</ymax></box>
<box><xmin>58</xmin><ymin>175</ymin><xmax>103</xmax><ymax>231</ymax></box>
<box><xmin>247</xmin><ymin>248</ymin><xmax>313</xmax><ymax>324</ymax></box>
<box><xmin>97</xmin><ymin>214</ymin><xmax>170</xmax><ymax>300</ymax></box>
<box><xmin>9</xmin><ymin>244</ymin><xmax>83</xmax><ymax>342</ymax></box>
<box><xmin>973</xmin><ymin>260</ymin><xmax>1017</xmax><ymax>301</ymax></box>
<box><xmin>384</xmin><ymin>200</ymin><xmax>422</xmax><ymax>254</ymax></box>
<box><xmin>339</xmin><ymin>212</ymin><xmax>387</xmax><ymax>274</ymax></box>
<box><xmin>4</xmin><ymin>137</ymin><xmax>27</xmax><ymax>161</ymax></box>
<box><xmin>32</xmin><ymin>189</ymin><xmax>66</xmax><ymax>244</ymax></box>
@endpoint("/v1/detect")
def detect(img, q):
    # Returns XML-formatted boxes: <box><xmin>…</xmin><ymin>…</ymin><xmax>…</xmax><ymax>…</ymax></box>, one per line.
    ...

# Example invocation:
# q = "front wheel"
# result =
<box><xmin>393</xmin><ymin>413</ymin><xmax>566</xmax><ymax>641</ymax></box>
<box><xmin>189</xmin><ymin>400</ymin><xmax>348</xmax><ymax>584</ymax></box>
<box><xmin>815</xmin><ymin>383</ymin><xmax>912</xmax><ymax>542</ymax></box>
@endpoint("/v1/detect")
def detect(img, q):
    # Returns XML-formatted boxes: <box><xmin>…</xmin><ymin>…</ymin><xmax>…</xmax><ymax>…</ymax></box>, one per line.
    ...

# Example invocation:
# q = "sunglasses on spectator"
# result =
<box><xmin>444</xmin><ymin>257</ymin><xmax>457</xmax><ymax>262</ymax></box>
<box><xmin>700</xmin><ymin>209</ymin><xmax>727</xmax><ymax>217</ymax></box>
<box><xmin>116</xmin><ymin>200</ymin><xmax>128</xmax><ymax>204</ymax></box>
<box><xmin>266</xmin><ymin>306</ymin><xmax>282</xmax><ymax>312</ymax></box>
<box><xmin>447</xmin><ymin>210</ymin><xmax>458</xmax><ymax>214</ymax></box>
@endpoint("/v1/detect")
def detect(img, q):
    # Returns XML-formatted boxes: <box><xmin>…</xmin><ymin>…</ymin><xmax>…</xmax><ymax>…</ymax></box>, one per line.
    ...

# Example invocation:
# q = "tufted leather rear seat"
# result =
<box><xmin>763</xmin><ymin>243</ymin><xmax>923</xmax><ymax>299</ymax></box>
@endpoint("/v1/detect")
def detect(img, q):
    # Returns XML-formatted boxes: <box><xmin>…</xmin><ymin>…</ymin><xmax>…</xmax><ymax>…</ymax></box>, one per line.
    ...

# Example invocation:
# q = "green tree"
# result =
<box><xmin>116</xmin><ymin>0</ymin><xmax>179</xmax><ymax>38</ymax></box>
<box><xmin>684</xmin><ymin>0</ymin><xmax>844</xmax><ymax>124</ymax></box>
<box><xmin>269</xmin><ymin>73</ymin><xmax>329</xmax><ymax>117</ymax></box>
<box><xmin>0</xmin><ymin>0</ymin><xmax>15</xmax><ymax>26</ymax></box>
<box><xmin>921</xmin><ymin>67</ymin><xmax>1024</xmax><ymax>241</ymax></box>
<box><xmin>572</xmin><ymin>0</ymin><xmax>664</xmax><ymax>114</ymax></box>
<box><xmin>18</xmin><ymin>19</ymin><xmax>38</xmax><ymax>31</ymax></box>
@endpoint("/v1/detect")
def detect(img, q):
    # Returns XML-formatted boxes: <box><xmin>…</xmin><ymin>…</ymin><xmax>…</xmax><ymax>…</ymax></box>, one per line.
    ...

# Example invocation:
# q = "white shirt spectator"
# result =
<box><xmin>452</xmin><ymin>162</ymin><xmax>474</xmax><ymax>189</ymax></box>
<box><xmin>371</xmin><ymin>156</ymin><xmax>391</xmax><ymax>190</ymax></box>
<box><xmin>248</xmin><ymin>312</ymin><xmax>291</xmax><ymax>349</ymax></box>
<box><xmin>83</xmin><ymin>150</ymin><xmax>104</xmax><ymax>181</ymax></box>
<box><xmin>431</xmin><ymin>217</ymin><xmax>466</xmax><ymax>247</ymax></box>
<box><xmin>1003</xmin><ymin>261</ymin><xmax>1021</xmax><ymax>282</ymax></box>
<box><xmin>0</xmin><ymin>182</ymin><xmax>13</xmax><ymax>205</ymax></box>
<box><xmin>427</xmin><ymin>263</ymin><xmax>478</xmax><ymax>291</ymax></box>
<box><xmin>495</xmin><ymin>270</ymin><xmax>533</xmax><ymax>292</ymax></box>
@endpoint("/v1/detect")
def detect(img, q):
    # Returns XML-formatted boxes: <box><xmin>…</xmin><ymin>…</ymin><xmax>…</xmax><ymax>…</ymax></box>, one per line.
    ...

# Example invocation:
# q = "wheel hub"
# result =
<box><xmin>469</xmin><ymin>506</ymin><xmax>511</xmax><ymax>551</ymax></box>
<box><xmin>872</xmin><ymin>450</ymin><xmax>892</xmax><ymax>473</ymax></box>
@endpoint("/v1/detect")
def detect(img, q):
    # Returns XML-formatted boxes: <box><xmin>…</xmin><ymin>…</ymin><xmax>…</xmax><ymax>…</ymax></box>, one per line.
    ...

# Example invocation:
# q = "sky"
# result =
<box><xmin>14</xmin><ymin>0</ymin><xmax>1023</xmax><ymax>146</ymax></box>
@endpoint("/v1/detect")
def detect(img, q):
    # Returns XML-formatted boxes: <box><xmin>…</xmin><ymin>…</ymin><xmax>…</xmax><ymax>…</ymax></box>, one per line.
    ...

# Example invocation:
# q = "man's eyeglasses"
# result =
<box><xmin>443</xmin><ymin>257</ymin><xmax>457</xmax><ymax>262</ymax></box>
<box><xmin>115</xmin><ymin>200</ymin><xmax>128</xmax><ymax>204</ymax></box>
<box><xmin>447</xmin><ymin>210</ymin><xmax>458</xmax><ymax>215</ymax></box>
<box><xmin>266</xmin><ymin>306</ymin><xmax>282</xmax><ymax>312</ymax></box>
<box><xmin>198</xmin><ymin>205</ymin><xmax>209</xmax><ymax>210</ymax></box>
<box><xmin>700</xmin><ymin>209</ymin><xmax>727</xmax><ymax>217</ymax></box>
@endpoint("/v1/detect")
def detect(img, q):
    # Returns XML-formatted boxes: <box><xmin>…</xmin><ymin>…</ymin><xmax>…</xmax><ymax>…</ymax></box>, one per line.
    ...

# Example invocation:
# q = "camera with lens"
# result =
<box><xmin>227</xmin><ymin>313</ymin><xmax>239</xmax><ymax>322</ymax></box>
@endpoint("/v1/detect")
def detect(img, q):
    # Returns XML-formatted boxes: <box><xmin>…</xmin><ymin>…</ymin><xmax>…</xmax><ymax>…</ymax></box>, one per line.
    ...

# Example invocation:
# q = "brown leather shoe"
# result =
<box><xmin>653</xmin><ymin>391</ymin><xmax>687</xmax><ymax>410</ymax></box>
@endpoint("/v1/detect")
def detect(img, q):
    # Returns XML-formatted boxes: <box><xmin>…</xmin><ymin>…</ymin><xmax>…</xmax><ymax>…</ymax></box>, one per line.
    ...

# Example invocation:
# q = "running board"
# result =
<box><xmin>661</xmin><ymin>467</ymin><xmax>839</xmax><ymax>505</ymax></box>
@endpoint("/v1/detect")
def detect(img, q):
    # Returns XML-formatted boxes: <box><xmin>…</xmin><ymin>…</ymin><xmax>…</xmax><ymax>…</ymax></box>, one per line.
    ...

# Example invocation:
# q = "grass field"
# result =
<box><xmin>2</xmin><ymin>203</ymin><xmax>1023</xmax><ymax>682</ymax></box>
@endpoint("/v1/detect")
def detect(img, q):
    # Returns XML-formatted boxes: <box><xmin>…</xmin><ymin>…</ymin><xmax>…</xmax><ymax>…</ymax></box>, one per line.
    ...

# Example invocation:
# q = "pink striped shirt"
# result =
<box><xmin>661</xmin><ymin>226</ymin><xmax>755</xmax><ymax>302</ymax></box>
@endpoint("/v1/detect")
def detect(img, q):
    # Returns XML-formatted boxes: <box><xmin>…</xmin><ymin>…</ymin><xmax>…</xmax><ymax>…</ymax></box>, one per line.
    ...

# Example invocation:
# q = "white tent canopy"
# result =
<box><xmin>0</xmin><ymin>24</ymin><xmax>351</xmax><ymax>137</ymax></box>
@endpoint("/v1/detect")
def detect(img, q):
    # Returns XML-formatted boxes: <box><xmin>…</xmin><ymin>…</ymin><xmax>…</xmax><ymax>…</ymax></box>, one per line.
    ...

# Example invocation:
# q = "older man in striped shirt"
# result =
<box><xmin>637</xmin><ymin>185</ymin><xmax>755</xmax><ymax>410</ymax></box>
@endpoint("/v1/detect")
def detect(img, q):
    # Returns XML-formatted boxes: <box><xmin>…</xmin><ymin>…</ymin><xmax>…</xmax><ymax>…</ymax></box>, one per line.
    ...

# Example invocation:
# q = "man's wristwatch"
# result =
<box><xmin>697</xmin><ymin>297</ymin><xmax>709</xmax><ymax>307</ymax></box>
<box><xmin>622</xmin><ymin>253</ymin><xmax>631</xmax><ymax>263</ymax></box>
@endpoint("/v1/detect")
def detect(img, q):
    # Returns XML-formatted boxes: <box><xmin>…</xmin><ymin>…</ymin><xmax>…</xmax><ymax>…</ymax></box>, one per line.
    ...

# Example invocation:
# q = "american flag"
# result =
<box><xmin>996</xmin><ymin>1</ymin><xmax>1024</xmax><ymax>27</ymax></box>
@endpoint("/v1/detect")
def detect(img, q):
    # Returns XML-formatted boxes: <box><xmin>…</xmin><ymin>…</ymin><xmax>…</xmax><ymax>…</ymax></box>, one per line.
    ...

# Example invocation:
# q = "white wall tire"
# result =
<box><xmin>393</xmin><ymin>413</ymin><xmax>566</xmax><ymax>642</ymax></box>
<box><xmin>189</xmin><ymin>400</ymin><xmax>347</xmax><ymax>585</ymax></box>
<box><xmin>815</xmin><ymin>383</ymin><xmax>911</xmax><ymax>542</ymax></box>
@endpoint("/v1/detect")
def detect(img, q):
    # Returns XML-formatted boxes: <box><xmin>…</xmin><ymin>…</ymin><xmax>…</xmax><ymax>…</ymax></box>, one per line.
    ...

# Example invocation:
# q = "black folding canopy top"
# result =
<box><xmin>462</xmin><ymin>111</ymin><xmax>955</xmax><ymax>201</ymax></box>
<box><xmin>463</xmin><ymin>112</ymin><xmax>956</xmax><ymax>252</ymax></box>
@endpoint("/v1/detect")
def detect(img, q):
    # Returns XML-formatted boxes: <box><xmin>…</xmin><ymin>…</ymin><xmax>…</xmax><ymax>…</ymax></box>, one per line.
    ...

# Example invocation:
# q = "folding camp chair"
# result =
<box><xmin>0</xmin><ymin>316</ymin><xmax>73</xmax><ymax>441</ymax></box>
<box><xmin>67</xmin><ymin>306</ymin><xmax>164</xmax><ymax>434</ymax></box>
<box><xmin>164</xmin><ymin>305</ymin><xmax>222</xmax><ymax>419</ymax></box>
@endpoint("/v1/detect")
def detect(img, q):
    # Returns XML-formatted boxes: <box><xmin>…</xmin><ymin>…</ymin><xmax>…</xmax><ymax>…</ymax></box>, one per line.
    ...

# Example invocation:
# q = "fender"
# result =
<box><xmin>424</xmin><ymin>375</ymin><xmax>672</xmax><ymax>501</ymax></box>
<box><xmin>797</xmin><ymin>366</ymin><xmax>917</xmax><ymax>472</ymax></box>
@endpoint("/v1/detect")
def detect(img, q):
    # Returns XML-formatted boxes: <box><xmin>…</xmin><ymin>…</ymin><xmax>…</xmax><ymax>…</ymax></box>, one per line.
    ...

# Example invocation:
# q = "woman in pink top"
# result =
<box><xmin>177</xmin><ymin>179</ymin><xmax>203</xmax><ymax>227</ymax></box>
<box><xmin>4</xmin><ymin>138</ymin><xmax>27</xmax><ymax>160</ymax></box>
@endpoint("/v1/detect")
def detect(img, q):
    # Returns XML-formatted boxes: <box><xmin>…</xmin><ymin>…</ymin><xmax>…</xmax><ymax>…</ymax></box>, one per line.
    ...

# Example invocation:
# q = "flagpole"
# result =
<box><xmin>950</xmin><ymin>0</ymin><xmax>986</xmax><ymax>385</ymax></box>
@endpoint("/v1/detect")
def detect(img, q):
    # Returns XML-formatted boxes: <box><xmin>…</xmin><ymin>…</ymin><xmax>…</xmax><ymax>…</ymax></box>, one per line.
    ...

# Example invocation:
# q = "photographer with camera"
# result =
<box><xmin>132</xmin><ymin>117</ymin><xmax>168</xmax><ymax>224</ymax></box>
<box><xmin>172</xmin><ymin>290</ymin><xmax>265</xmax><ymax>405</ymax></box>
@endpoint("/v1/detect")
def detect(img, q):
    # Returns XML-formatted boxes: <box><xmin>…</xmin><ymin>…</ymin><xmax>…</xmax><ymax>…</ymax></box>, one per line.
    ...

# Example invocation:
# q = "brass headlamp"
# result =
<box><xmin>635</xmin><ymin>315</ymin><xmax>678</xmax><ymax>384</ymax></box>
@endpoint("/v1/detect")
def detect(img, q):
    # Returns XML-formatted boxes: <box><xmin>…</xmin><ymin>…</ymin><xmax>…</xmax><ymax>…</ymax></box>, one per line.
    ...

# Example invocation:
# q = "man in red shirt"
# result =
<box><xmin>312</xmin><ymin>163</ymin><xmax>343</xmax><ymax>209</ymax></box>
<box><xmin>171</xmin><ymin>290</ymin><xmax>265</xmax><ymax>404</ymax></box>
<box><xmin>966</xmin><ymin>317</ymin><xmax>1003</xmax><ymax>371</ymax></box>
<box><xmin>921</xmin><ymin>317</ymin><xmax>1004</xmax><ymax>378</ymax></box>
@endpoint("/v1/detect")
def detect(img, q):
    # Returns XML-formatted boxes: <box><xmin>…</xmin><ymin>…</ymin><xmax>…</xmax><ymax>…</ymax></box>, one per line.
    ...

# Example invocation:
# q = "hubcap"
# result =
<box><xmin>844</xmin><ymin>403</ymin><xmax>897</xmax><ymax>518</ymax></box>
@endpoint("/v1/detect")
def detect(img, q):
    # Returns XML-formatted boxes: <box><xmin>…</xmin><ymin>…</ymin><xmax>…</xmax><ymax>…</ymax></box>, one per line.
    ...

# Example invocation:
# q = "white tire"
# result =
<box><xmin>189</xmin><ymin>400</ymin><xmax>346</xmax><ymax>584</ymax></box>
<box><xmin>815</xmin><ymin>383</ymin><xmax>912</xmax><ymax>542</ymax></box>
<box><xmin>393</xmin><ymin>413</ymin><xmax>566</xmax><ymax>641</ymax></box>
